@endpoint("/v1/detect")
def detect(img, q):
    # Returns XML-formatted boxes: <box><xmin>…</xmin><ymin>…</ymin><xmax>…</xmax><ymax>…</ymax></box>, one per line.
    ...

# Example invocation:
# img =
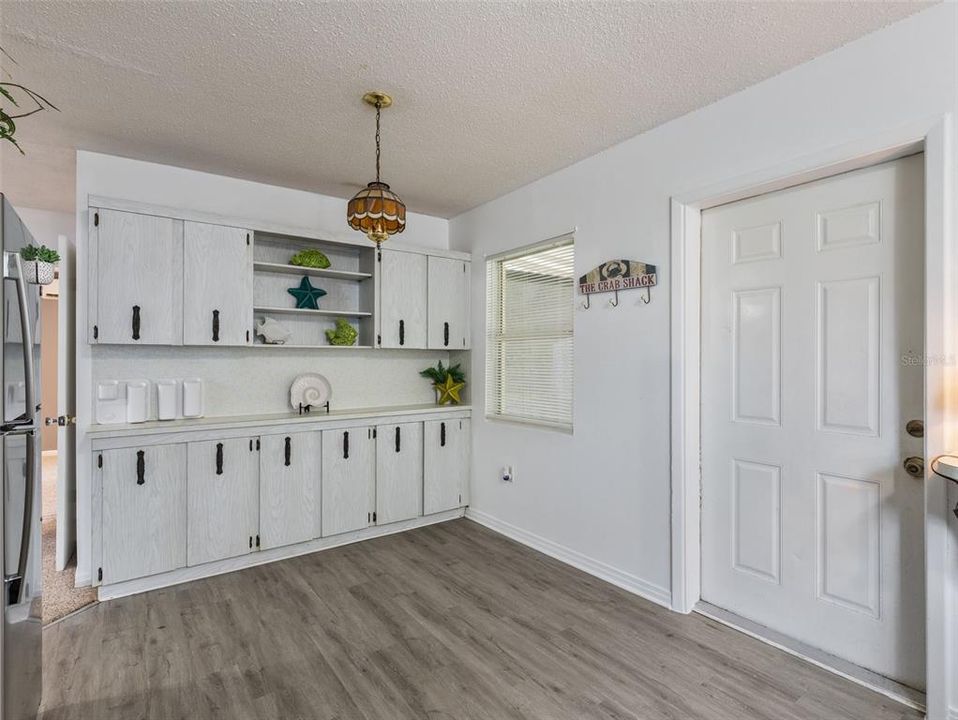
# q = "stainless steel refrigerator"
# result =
<box><xmin>0</xmin><ymin>195</ymin><xmax>42</xmax><ymax>720</ymax></box>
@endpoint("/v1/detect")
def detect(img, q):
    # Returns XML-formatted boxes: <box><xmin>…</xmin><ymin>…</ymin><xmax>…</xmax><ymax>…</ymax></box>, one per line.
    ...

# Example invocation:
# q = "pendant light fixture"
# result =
<box><xmin>347</xmin><ymin>91</ymin><xmax>406</xmax><ymax>247</ymax></box>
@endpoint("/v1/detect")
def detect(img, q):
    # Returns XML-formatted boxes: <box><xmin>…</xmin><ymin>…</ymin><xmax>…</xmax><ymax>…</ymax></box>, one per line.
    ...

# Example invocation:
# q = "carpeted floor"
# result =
<box><xmin>41</xmin><ymin>453</ymin><xmax>97</xmax><ymax>624</ymax></box>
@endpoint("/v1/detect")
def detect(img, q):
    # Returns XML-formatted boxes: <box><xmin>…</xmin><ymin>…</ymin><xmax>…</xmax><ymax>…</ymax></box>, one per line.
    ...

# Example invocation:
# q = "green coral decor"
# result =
<box><xmin>325</xmin><ymin>318</ymin><xmax>358</xmax><ymax>346</ymax></box>
<box><xmin>20</xmin><ymin>244</ymin><xmax>60</xmax><ymax>263</ymax></box>
<box><xmin>289</xmin><ymin>249</ymin><xmax>331</xmax><ymax>269</ymax></box>
<box><xmin>420</xmin><ymin>361</ymin><xmax>466</xmax><ymax>405</ymax></box>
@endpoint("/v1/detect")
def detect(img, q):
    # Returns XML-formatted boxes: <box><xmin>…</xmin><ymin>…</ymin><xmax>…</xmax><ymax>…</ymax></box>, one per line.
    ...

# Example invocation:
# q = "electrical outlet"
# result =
<box><xmin>501</xmin><ymin>465</ymin><xmax>514</xmax><ymax>483</ymax></box>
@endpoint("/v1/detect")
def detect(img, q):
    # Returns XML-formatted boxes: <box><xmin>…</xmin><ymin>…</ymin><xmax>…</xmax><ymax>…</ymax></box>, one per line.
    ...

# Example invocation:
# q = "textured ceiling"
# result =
<box><xmin>0</xmin><ymin>1</ymin><xmax>932</xmax><ymax>216</ymax></box>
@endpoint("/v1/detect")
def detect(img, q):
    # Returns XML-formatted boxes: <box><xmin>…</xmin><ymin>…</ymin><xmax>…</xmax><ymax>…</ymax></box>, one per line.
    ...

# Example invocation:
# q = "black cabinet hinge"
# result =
<box><xmin>246</xmin><ymin>330</ymin><xmax>250</xmax><ymax>343</ymax></box>
<box><xmin>256</xmin><ymin>438</ymin><xmax>260</xmax><ymax>451</ymax></box>
<box><xmin>372</xmin><ymin>511</ymin><xmax>377</xmax><ymax>523</ymax></box>
<box><xmin>97</xmin><ymin>453</ymin><xmax>103</xmax><ymax>469</ymax></box>
<box><xmin>249</xmin><ymin>536</ymin><xmax>253</xmax><ymax>549</ymax></box>
<box><xmin>97</xmin><ymin>567</ymin><xmax>102</xmax><ymax>582</ymax></box>
<box><xmin>377</xmin><ymin>250</ymin><xmax>382</xmax><ymax>262</ymax></box>
<box><xmin>93</xmin><ymin>211</ymin><xmax>99</xmax><ymax>227</ymax></box>
<box><xmin>246</xmin><ymin>233</ymin><xmax>250</xmax><ymax>245</ymax></box>
<box><xmin>372</xmin><ymin>427</ymin><xmax>377</xmax><ymax>439</ymax></box>
<box><xmin>377</xmin><ymin>334</ymin><xmax>381</xmax><ymax>346</ymax></box>
<box><xmin>93</xmin><ymin>325</ymin><xmax>99</xmax><ymax>340</ymax></box>
<box><xmin>256</xmin><ymin>534</ymin><xmax>260</xmax><ymax>548</ymax></box>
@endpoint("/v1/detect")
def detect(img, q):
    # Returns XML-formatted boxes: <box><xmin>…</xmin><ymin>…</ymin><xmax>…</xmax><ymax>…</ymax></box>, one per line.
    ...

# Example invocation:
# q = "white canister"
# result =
<box><xmin>156</xmin><ymin>380</ymin><xmax>178</xmax><ymax>420</ymax></box>
<box><xmin>182</xmin><ymin>379</ymin><xmax>204</xmax><ymax>418</ymax></box>
<box><xmin>126</xmin><ymin>380</ymin><xmax>149</xmax><ymax>423</ymax></box>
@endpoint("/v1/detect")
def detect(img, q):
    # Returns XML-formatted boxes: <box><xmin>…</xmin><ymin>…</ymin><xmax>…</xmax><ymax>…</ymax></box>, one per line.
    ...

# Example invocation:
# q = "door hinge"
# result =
<box><xmin>246</xmin><ymin>233</ymin><xmax>251</xmax><ymax>245</ymax></box>
<box><xmin>97</xmin><ymin>453</ymin><xmax>103</xmax><ymax>469</ymax></box>
<box><xmin>246</xmin><ymin>330</ymin><xmax>250</xmax><ymax>343</ymax></box>
<box><xmin>377</xmin><ymin>250</ymin><xmax>382</xmax><ymax>262</ymax></box>
<box><xmin>372</xmin><ymin>511</ymin><xmax>377</xmax><ymax>523</ymax></box>
<box><xmin>373</xmin><ymin>427</ymin><xmax>377</xmax><ymax>439</ymax></box>
<box><xmin>377</xmin><ymin>334</ymin><xmax>381</xmax><ymax>346</ymax></box>
<box><xmin>458</xmin><ymin>493</ymin><xmax>462</xmax><ymax>504</ymax></box>
<box><xmin>255</xmin><ymin>534</ymin><xmax>260</xmax><ymax>548</ymax></box>
<box><xmin>249</xmin><ymin>536</ymin><xmax>253</xmax><ymax>549</ymax></box>
<box><xmin>93</xmin><ymin>211</ymin><xmax>99</xmax><ymax>227</ymax></box>
<box><xmin>93</xmin><ymin>325</ymin><xmax>99</xmax><ymax>340</ymax></box>
<box><xmin>256</xmin><ymin>438</ymin><xmax>260</xmax><ymax>451</ymax></box>
<box><xmin>97</xmin><ymin>567</ymin><xmax>102</xmax><ymax>582</ymax></box>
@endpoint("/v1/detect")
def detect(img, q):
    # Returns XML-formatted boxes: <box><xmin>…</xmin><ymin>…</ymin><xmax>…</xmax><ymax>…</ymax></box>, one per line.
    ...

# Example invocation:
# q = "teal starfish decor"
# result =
<box><xmin>287</xmin><ymin>276</ymin><xmax>327</xmax><ymax>309</ymax></box>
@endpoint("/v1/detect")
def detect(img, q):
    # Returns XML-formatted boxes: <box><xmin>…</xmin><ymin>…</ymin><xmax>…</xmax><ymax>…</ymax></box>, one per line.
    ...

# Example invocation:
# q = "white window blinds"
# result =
<box><xmin>486</xmin><ymin>236</ymin><xmax>574</xmax><ymax>431</ymax></box>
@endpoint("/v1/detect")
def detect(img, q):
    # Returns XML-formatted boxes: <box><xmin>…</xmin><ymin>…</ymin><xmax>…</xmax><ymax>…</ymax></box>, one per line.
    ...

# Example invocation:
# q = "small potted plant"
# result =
<box><xmin>420</xmin><ymin>360</ymin><xmax>466</xmax><ymax>405</ymax></box>
<box><xmin>19</xmin><ymin>244</ymin><xmax>59</xmax><ymax>285</ymax></box>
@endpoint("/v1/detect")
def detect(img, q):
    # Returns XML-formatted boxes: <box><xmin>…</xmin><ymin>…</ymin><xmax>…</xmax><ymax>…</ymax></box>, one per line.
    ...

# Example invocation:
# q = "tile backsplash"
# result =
<box><xmin>91</xmin><ymin>345</ymin><xmax>450</xmax><ymax>421</ymax></box>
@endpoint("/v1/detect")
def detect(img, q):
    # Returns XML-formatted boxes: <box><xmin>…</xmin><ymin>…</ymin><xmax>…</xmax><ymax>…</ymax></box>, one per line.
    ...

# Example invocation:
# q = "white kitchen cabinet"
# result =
<box><xmin>99</xmin><ymin>444</ymin><xmax>187</xmax><ymax>584</ymax></box>
<box><xmin>183</xmin><ymin>222</ymin><xmax>253</xmax><ymax>346</ymax></box>
<box><xmin>375</xmin><ymin>422</ymin><xmax>423</xmax><ymax>525</ymax></box>
<box><xmin>427</xmin><ymin>256</ymin><xmax>470</xmax><ymax>350</ymax></box>
<box><xmin>259</xmin><ymin>431</ymin><xmax>321</xmax><ymax>549</ymax></box>
<box><xmin>424</xmin><ymin>418</ymin><xmax>470</xmax><ymax>514</ymax></box>
<box><xmin>89</xmin><ymin>209</ymin><xmax>183</xmax><ymax>345</ymax></box>
<box><xmin>187</xmin><ymin>437</ymin><xmax>258</xmax><ymax>566</ymax></box>
<box><xmin>322</xmin><ymin>427</ymin><xmax>375</xmax><ymax>536</ymax></box>
<box><xmin>379</xmin><ymin>250</ymin><xmax>427</xmax><ymax>348</ymax></box>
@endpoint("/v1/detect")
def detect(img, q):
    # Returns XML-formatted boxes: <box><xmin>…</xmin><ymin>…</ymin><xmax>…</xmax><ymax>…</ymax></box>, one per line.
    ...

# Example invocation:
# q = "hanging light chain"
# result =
<box><xmin>375</xmin><ymin>100</ymin><xmax>382</xmax><ymax>183</ymax></box>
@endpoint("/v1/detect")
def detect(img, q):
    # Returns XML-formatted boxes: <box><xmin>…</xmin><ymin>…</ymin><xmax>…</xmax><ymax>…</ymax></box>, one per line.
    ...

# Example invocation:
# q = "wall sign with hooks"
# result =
<box><xmin>579</xmin><ymin>259</ymin><xmax>656</xmax><ymax>309</ymax></box>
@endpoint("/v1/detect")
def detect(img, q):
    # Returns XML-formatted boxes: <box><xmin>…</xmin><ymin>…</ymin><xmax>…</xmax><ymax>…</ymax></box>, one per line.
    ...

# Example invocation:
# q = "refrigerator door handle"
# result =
<box><xmin>4</xmin><ymin>253</ymin><xmax>37</xmax><ymax>422</ymax></box>
<box><xmin>3</xmin><ymin>431</ymin><xmax>36</xmax><ymax>606</ymax></box>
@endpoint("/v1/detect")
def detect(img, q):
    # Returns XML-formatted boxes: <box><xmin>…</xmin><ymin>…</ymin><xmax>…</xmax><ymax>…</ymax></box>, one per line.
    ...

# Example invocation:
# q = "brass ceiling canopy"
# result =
<box><xmin>347</xmin><ymin>91</ymin><xmax>406</xmax><ymax>247</ymax></box>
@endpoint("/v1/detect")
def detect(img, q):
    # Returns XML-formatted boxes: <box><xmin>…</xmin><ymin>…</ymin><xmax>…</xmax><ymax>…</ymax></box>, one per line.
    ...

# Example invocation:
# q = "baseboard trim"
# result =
<box><xmin>98</xmin><ymin>509</ymin><xmax>465</xmax><ymax>601</ymax></box>
<box><xmin>696</xmin><ymin>601</ymin><xmax>926</xmax><ymax>713</ymax></box>
<box><xmin>465</xmin><ymin>508</ymin><xmax>671</xmax><ymax>608</ymax></box>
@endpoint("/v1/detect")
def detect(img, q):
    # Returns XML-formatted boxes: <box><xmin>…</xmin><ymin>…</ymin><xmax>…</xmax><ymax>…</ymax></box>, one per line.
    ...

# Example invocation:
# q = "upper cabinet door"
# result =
<box><xmin>379</xmin><ymin>250</ymin><xmax>427</xmax><ymax>349</ymax></box>
<box><xmin>423</xmin><ymin>418</ymin><xmax>470</xmax><ymax>515</ymax></box>
<box><xmin>90</xmin><ymin>209</ymin><xmax>183</xmax><ymax>345</ymax></box>
<box><xmin>187</xmin><ymin>437</ymin><xmax>258</xmax><ymax>566</ymax></box>
<box><xmin>428</xmin><ymin>257</ymin><xmax>470</xmax><ymax>349</ymax></box>
<box><xmin>375</xmin><ymin>422</ymin><xmax>423</xmax><ymax>525</ymax></box>
<box><xmin>183</xmin><ymin>222</ymin><xmax>253</xmax><ymax>346</ymax></box>
<box><xmin>259</xmin><ymin>432</ymin><xmax>321</xmax><ymax>549</ymax></box>
<box><xmin>321</xmin><ymin>427</ymin><xmax>375</xmax><ymax>536</ymax></box>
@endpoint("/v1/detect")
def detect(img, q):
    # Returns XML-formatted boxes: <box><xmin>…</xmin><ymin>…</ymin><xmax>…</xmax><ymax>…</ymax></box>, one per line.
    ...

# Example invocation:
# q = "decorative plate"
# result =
<box><xmin>289</xmin><ymin>373</ymin><xmax>332</xmax><ymax>411</ymax></box>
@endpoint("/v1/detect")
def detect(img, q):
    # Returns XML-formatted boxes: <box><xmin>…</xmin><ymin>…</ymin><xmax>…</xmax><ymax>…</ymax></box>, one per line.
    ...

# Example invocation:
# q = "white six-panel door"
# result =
<box><xmin>701</xmin><ymin>155</ymin><xmax>925</xmax><ymax>688</ymax></box>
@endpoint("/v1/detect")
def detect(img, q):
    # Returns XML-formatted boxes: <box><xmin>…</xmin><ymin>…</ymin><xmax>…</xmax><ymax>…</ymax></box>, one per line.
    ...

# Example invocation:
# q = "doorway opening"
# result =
<box><xmin>38</xmin><ymin>235</ymin><xmax>95</xmax><ymax>624</ymax></box>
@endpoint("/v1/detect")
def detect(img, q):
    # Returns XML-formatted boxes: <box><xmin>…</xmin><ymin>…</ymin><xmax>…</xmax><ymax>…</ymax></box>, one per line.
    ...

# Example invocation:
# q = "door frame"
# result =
<box><xmin>669</xmin><ymin>115</ymin><xmax>954</xmax><ymax>718</ymax></box>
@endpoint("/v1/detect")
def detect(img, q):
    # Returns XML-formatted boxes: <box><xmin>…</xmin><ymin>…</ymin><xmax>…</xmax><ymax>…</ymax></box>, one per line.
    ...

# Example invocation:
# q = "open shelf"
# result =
<box><xmin>253</xmin><ymin>306</ymin><xmax>373</xmax><ymax>318</ymax></box>
<box><xmin>250</xmin><ymin>343</ymin><xmax>374</xmax><ymax>349</ymax></box>
<box><xmin>253</xmin><ymin>261</ymin><xmax>372</xmax><ymax>282</ymax></box>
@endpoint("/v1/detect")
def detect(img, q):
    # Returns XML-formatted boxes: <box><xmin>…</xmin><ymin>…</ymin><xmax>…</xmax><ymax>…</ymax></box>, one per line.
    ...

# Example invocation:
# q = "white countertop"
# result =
<box><xmin>87</xmin><ymin>403</ymin><xmax>472</xmax><ymax>439</ymax></box>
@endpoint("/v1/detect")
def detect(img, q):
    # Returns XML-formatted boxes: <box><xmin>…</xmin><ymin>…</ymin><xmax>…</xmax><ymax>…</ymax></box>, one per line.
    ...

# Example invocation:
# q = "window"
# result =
<box><xmin>486</xmin><ymin>235</ymin><xmax>574</xmax><ymax>431</ymax></box>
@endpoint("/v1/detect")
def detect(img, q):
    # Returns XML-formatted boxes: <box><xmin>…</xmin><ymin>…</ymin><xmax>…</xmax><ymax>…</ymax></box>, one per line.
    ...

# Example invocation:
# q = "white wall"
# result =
<box><xmin>452</xmin><ymin>3</ymin><xmax>957</xmax><ymax>712</ymax></box>
<box><xmin>74</xmin><ymin>151</ymin><xmax>450</xmax><ymax>586</ymax></box>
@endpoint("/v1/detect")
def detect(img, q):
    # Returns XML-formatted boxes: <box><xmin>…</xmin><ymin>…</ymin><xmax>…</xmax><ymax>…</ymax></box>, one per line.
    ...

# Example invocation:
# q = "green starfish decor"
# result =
<box><xmin>287</xmin><ymin>276</ymin><xmax>327</xmax><ymax>309</ymax></box>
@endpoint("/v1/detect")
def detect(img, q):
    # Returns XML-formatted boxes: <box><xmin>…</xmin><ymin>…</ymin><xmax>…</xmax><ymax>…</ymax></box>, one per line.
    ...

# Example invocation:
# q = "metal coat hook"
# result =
<box><xmin>608</xmin><ymin>290</ymin><xmax>619</xmax><ymax>308</ymax></box>
<box><xmin>641</xmin><ymin>287</ymin><xmax>651</xmax><ymax>304</ymax></box>
<box><xmin>580</xmin><ymin>294</ymin><xmax>591</xmax><ymax>310</ymax></box>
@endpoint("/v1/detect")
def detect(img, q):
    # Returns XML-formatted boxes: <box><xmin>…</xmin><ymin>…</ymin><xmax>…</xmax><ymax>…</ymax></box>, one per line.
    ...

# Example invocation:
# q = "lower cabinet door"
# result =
<box><xmin>322</xmin><ymin>427</ymin><xmax>375</xmax><ymax>536</ymax></box>
<box><xmin>424</xmin><ymin>419</ymin><xmax>470</xmax><ymax>515</ymax></box>
<box><xmin>187</xmin><ymin>438</ymin><xmax>258</xmax><ymax>566</ymax></box>
<box><xmin>376</xmin><ymin>422</ymin><xmax>423</xmax><ymax>525</ymax></box>
<box><xmin>259</xmin><ymin>432</ymin><xmax>321</xmax><ymax>549</ymax></box>
<box><xmin>100</xmin><ymin>444</ymin><xmax>187</xmax><ymax>585</ymax></box>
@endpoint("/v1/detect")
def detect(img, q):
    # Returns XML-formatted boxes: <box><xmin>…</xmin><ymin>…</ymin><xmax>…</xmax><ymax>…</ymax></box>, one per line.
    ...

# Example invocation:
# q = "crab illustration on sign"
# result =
<box><xmin>578</xmin><ymin>259</ymin><xmax>656</xmax><ymax>308</ymax></box>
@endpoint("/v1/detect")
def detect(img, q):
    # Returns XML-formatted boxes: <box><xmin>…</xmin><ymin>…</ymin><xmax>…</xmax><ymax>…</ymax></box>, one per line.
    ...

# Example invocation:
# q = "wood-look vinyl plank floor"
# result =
<box><xmin>39</xmin><ymin>519</ymin><xmax>921</xmax><ymax>720</ymax></box>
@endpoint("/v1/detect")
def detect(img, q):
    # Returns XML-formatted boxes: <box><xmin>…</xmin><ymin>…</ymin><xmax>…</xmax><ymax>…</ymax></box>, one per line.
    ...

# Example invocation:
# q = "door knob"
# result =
<box><xmin>906</xmin><ymin>419</ymin><xmax>924</xmax><ymax>438</ymax></box>
<box><xmin>903</xmin><ymin>456</ymin><xmax>924</xmax><ymax>478</ymax></box>
<box><xmin>44</xmin><ymin>415</ymin><xmax>76</xmax><ymax>427</ymax></box>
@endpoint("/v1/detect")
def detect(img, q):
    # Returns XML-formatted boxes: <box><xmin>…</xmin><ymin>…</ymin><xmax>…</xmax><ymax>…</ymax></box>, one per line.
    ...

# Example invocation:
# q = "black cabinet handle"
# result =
<box><xmin>215</xmin><ymin>443</ymin><xmax>223</xmax><ymax>475</ymax></box>
<box><xmin>284</xmin><ymin>436</ymin><xmax>291</xmax><ymax>466</ymax></box>
<box><xmin>399</xmin><ymin>319</ymin><xmax>405</xmax><ymax>346</ymax></box>
<box><xmin>440</xmin><ymin>422</ymin><xmax>446</xmax><ymax>447</ymax></box>
<box><xmin>136</xmin><ymin>450</ymin><xmax>145</xmax><ymax>485</ymax></box>
<box><xmin>444</xmin><ymin>321</ymin><xmax>449</xmax><ymax>347</ymax></box>
<box><xmin>395</xmin><ymin>426</ymin><xmax>401</xmax><ymax>453</ymax></box>
<box><xmin>132</xmin><ymin>305</ymin><xmax>141</xmax><ymax>340</ymax></box>
<box><xmin>343</xmin><ymin>431</ymin><xmax>349</xmax><ymax>459</ymax></box>
<box><xmin>212</xmin><ymin>309</ymin><xmax>220</xmax><ymax>342</ymax></box>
